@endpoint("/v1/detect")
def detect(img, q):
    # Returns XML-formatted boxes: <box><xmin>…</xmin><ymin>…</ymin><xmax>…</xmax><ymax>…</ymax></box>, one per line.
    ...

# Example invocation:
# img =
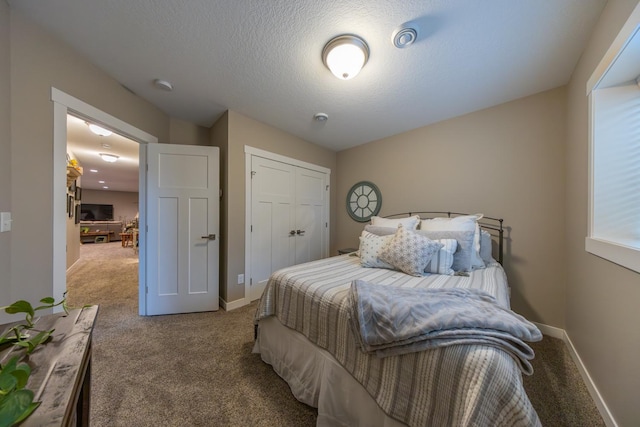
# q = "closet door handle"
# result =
<box><xmin>289</xmin><ymin>230</ymin><xmax>296</xmax><ymax>236</ymax></box>
<box><xmin>296</xmin><ymin>230</ymin><xmax>305</xmax><ymax>236</ymax></box>
<box><xmin>201</xmin><ymin>234</ymin><xmax>216</xmax><ymax>240</ymax></box>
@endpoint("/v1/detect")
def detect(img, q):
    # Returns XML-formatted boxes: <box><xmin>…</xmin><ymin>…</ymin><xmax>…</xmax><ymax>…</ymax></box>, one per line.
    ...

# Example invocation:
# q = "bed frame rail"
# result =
<box><xmin>383</xmin><ymin>212</ymin><xmax>504</xmax><ymax>265</ymax></box>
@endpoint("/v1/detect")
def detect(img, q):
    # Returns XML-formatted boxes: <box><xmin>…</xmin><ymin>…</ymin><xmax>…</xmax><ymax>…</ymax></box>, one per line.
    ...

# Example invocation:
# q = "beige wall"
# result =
<box><xmin>222</xmin><ymin>111</ymin><xmax>337</xmax><ymax>303</ymax></box>
<box><xmin>336</xmin><ymin>87</ymin><xmax>567</xmax><ymax>326</ymax></box>
<box><xmin>9</xmin><ymin>9</ymin><xmax>170</xmax><ymax>305</ymax></box>
<box><xmin>0</xmin><ymin>0</ymin><xmax>11</xmax><ymax>321</ymax></box>
<box><xmin>210</xmin><ymin>112</ymin><xmax>229</xmax><ymax>300</ymax></box>
<box><xmin>565</xmin><ymin>0</ymin><xmax>640</xmax><ymax>425</ymax></box>
<box><xmin>65</xmin><ymin>190</ymin><xmax>80</xmax><ymax>270</ymax></box>
<box><xmin>82</xmin><ymin>189</ymin><xmax>139</xmax><ymax>223</ymax></box>
<box><xmin>169</xmin><ymin>117</ymin><xmax>209</xmax><ymax>146</ymax></box>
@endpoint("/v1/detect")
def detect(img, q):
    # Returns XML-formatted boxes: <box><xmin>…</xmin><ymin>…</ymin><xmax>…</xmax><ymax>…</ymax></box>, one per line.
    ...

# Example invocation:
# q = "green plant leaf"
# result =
<box><xmin>34</xmin><ymin>296</ymin><xmax>66</xmax><ymax>313</ymax></box>
<box><xmin>11</xmin><ymin>341</ymin><xmax>33</xmax><ymax>352</ymax></box>
<box><xmin>0</xmin><ymin>358</ymin><xmax>19</xmax><ymax>394</ymax></box>
<box><xmin>0</xmin><ymin>388</ymin><xmax>37</xmax><ymax>427</ymax></box>
<box><xmin>2</xmin><ymin>301</ymin><xmax>34</xmax><ymax>318</ymax></box>
<box><xmin>10</xmin><ymin>364</ymin><xmax>30</xmax><ymax>390</ymax></box>
<box><xmin>10</xmin><ymin>401</ymin><xmax>39</xmax><ymax>425</ymax></box>
<box><xmin>0</xmin><ymin>372</ymin><xmax>17</xmax><ymax>395</ymax></box>
<box><xmin>23</xmin><ymin>330</ymin><xmax>53</xmax><ymax>354</ymax></box>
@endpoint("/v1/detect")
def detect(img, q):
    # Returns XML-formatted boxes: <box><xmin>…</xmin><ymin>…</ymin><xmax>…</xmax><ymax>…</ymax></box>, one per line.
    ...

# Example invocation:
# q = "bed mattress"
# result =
<box><xmin>254</xmin><ymin>254</ymin><xmax>540</xmax><ymax>426</ymax></box>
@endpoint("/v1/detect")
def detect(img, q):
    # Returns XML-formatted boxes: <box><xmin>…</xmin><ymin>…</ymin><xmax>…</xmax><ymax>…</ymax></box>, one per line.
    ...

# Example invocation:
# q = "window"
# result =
<box><xmin>586</xmin><ymin>8</ymin><xmax>640</xmax><ymax>274</ymax></box>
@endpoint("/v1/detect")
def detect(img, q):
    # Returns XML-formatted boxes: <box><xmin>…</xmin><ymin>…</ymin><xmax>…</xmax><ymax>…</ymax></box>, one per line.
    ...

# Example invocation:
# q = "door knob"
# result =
<box><xmin>201</xmin><ymin>234</ymin><xmax>216</xmax><ymax>240</ymax></box>
<box><xmin>296</xmin><ymin>230</ymin><xmax>305</xmax><ymax>235</ymax></box>
<box><xmin>289</xmin><ymin>230</ymin><xmax>296</xmax><ymax>236</ymax></box>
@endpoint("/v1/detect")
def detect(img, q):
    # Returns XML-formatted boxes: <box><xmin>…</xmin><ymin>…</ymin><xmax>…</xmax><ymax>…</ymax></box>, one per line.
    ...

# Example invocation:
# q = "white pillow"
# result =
<box><xmin>379</xmin><ymin>225</ymin><xmax>443</xmax><ymax>276</ymax></box>
<box><xmin>370</xmin><ymin>215</ymin><xmax>420</xmax><ymax>230</ymax></box>
<box><xmin>425</xmin><ymin>239</ymin><xmax>457</xmax><ymax>275</ymax></box>
<box><xmin>420</xmin><ymin>214</ymin><xmax>485</xmax><ymax>269</ymax></box>
<box><xmin>358</xmin><ymin>231</ymin><xmax>394</xmax><ymax>269</ymax></box>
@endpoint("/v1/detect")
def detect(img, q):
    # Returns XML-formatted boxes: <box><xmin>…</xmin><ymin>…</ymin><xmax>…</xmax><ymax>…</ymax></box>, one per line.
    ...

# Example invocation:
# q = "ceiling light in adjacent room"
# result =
<box><xmin>87</xmin><ymin>123</ymin><xmax>112</xmax><ymax>137</ymax></box>
<box><xmin>153</xmin><ymin>79</ymin><xmax>173</xmax><ymax>91</ymax></box>
<box><xmin>322</xmin><ymin>35</ymin><xmax>369</xmax><ymax>80</ymax></box>
<box><xmin>99</xmin><ymin>153</ymin><xmax>119</xmax><ymax>163</ymax></box>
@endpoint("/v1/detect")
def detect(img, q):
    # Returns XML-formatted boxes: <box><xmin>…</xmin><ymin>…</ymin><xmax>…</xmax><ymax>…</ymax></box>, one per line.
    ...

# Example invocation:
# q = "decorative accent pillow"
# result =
<box><xmin>415</xmin><ymin>229</ymin><xmax>476</xmax><ymax>272</ymax></box>
<box><xmin>363</xmin><ymin>225</ymin><xmax>397</xmax><ymax>236</ymax></box>
<box><xmin>358</xmin><ymin>231</ymin><xmax>394</xmax><ymax>269</ymax></box>
<box><xmin>379</xmin><ymin>225</ymin><xmax>443</xmax><ymax>276</ymax></box>
<box><xmin>420</xmin><ymin>214</ymin><xmax>485</xmax><ymax>270</ymax></box>
<box><xmin>424</xmin><ymin>239</ymin><xmax>457</xmax><ymax>275</ymax></box>
<box><xmin>480</xmin><ymin>230</ymin><xmax>495</xmax><ymax>264</ymax></box>
<box><xmin>370</xmin><ymin>215</ymin><xmax>420</xmax><ymax>230</ymax></box>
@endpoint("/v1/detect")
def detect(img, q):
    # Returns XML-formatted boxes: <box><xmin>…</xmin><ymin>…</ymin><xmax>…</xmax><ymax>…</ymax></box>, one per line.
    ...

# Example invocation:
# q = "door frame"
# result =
<box><xmin>51</xmin><ymin>88</ymin><xmax>157</xmax><ymax>314</ymax></box>
<box><xmin>244</xmin><ymin>146</ymin><xmax>330</xmax><ymax>306</ymax></box>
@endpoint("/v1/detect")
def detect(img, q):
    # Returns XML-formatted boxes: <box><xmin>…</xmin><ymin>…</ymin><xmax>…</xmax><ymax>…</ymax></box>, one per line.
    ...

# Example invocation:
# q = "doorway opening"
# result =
<box><xmin>52</xmin><ymin>88</ymin><xmax>157</xmax><ymax>315</ymax></box>
<box><xmin>65</xmin><ymin>113</ymin><xmax>141</xmax><ymax>311</ymax></box>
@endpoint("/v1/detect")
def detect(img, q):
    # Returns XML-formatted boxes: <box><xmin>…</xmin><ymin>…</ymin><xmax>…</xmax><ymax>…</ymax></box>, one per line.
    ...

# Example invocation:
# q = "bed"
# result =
<box><xmin>253</xmin><ymin>212</ymin><xmax>541</xmax><ymax>427</ymax></box>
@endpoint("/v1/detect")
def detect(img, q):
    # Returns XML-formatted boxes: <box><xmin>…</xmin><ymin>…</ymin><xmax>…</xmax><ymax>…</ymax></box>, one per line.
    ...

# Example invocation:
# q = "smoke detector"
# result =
<box><xmin>392</xmin><ymin>27</ymin><xmax>418</xmax><ymax>48</ymax></box>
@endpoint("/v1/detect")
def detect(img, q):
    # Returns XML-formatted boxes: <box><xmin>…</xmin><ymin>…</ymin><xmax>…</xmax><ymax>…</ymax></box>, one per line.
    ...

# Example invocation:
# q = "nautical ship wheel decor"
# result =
<box><xmin>346</xmin><ymin>181</ymin><xmax>382</xmax><ymax>222</ymax></box>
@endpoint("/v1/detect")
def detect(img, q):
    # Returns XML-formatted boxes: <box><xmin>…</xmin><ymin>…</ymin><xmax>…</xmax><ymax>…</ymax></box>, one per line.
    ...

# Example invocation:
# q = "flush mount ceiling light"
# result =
<box><xmin>314</xmin><ymin>113</ymin><xmax>329</xmax><ymax>122</ymax></box>
<box><xmin>86</xmin><ymin>122</ymin><xmax>112</xmax><ymax>137</ymax></box>
<box><xmin>322</xmin><ymin>35</ymin><xmax>369</xmax><ymax>80</ymax></box>
<box><xmin>99</xmin><ymin>153</ymin><xmax>119</xmax><ymax>163</ymax></box>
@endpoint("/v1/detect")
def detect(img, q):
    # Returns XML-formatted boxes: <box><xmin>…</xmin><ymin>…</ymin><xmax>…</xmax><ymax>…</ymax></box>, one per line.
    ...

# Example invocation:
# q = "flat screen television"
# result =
<box><xmin>80</xmin><ymin>203</ymin><xmax>114</xmax><ymax>221</ymax></box>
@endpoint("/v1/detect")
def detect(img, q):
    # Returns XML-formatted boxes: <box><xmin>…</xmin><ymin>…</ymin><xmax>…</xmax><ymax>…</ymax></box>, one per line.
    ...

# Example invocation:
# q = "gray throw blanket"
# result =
<box><xmin>348</xmin><ymin>279</ymin><xmax>542</xmax><ymax>375</ymax></box>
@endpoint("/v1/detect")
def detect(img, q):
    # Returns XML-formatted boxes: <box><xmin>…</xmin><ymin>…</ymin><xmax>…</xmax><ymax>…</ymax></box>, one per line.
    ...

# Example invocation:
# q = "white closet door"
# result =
<box><xmin>249</xmin><ymin>156</ymin><xmax>296</xmax><ymax>301</ymax></box>
<box><xmin>294</xmin><ymin>167</ymin><xmax>327</xmax><ymax>264</ymax></box>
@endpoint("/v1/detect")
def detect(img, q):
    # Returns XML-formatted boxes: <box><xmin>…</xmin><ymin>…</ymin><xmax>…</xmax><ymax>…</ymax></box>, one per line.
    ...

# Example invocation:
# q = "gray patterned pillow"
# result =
<box><xmin>359</xmin><ymin>231</ymin><xmax>394</xmax><ymax>269</ymax></box>
<box><xmin>367</xmin><ymin>225</ymin><xmax>476</xmax><ymax>272</ymax></box>
<box><xmin>379</xmin><ymin>225</ymin><xmax>443</xmax><ymax>276</ymax></box>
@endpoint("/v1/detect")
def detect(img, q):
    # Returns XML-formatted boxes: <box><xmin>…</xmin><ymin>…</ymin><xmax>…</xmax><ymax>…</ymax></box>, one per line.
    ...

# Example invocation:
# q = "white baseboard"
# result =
<box><xmin>535</xmin><ymin>322</ymin><xmax>618</xmax><ymax>427</ymax></box>
<box><xmin>219</xmin><ymin>297</ymin><xmax>249</xmax><ymax>311</ymax></box>
<box><xmin>533</xmin><ymin>321</ymin><xmax>564</xmax><ymax>339</ymax></box>
<box><xmin>66</xmin><ymin>258</ymin><xmax>81</xmax><ymax>274</ymax></box>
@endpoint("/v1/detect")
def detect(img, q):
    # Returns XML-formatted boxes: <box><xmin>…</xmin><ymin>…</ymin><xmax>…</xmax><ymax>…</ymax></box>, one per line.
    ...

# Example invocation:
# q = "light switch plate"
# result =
<box><xmin>0</xmin><ymin>212</ymin><xmax>11</xmax><ymax>232</ymax></box>
<box><xmin>237</xmin><ymin>274</ymin><xmax>244</xmax><ymax>284</ymax></box>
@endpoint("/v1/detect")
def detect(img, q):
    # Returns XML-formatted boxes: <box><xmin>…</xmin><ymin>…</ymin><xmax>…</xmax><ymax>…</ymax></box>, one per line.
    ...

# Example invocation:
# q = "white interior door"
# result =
<box><xmin>249</xmin><ymin>157</ymin><xmax>295</xmax><ymax>301</ymax></box>
<box><xmin>294</xmin><ymin>167</ymin><xmax>327</xmax><ymax>264</ymax></box>
<box><xmin>145</xmin><ymin>143</ymin><xmax>219</xmax><ymax>315</ymax></box>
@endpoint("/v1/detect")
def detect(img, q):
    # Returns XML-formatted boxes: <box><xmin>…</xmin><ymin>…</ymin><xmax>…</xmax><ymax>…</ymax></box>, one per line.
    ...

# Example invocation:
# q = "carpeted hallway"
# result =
<box><xmin>66</xmin><ymin>241</ymin><xmax>605</xmax><ymax>427</ymax></box>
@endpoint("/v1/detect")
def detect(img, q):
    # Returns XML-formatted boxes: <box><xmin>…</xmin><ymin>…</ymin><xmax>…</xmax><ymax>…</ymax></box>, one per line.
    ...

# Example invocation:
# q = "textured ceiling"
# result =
<box><xmin>10</xmin><ymin>0</ymin><xmax>606</xmax><ymax>151</ymax></box>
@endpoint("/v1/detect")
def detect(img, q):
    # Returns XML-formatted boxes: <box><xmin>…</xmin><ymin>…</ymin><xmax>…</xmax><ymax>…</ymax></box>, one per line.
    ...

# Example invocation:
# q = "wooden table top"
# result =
<box><xmin>0</xmin><ymin>306</ymin><xmax>99</xmax><ymax>426</ymax></box>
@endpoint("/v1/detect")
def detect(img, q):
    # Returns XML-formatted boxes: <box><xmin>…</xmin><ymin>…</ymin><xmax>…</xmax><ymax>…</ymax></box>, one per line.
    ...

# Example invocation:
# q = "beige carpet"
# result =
<box><xmin>67</xmin><ymin>241</ymin><xmax>605</xmax><ymax>427</ymax></box>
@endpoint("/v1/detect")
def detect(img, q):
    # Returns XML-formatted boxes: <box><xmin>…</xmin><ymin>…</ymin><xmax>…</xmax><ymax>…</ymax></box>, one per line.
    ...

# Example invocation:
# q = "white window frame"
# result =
<box><xmin>586</xmin><ymin>3</ymin><xmax>640</xmax><ymax>274</ymax></box>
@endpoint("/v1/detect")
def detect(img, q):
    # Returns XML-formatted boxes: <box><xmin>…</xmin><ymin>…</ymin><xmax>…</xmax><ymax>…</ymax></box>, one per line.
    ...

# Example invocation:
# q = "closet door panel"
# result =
<box><xmin>295</xmin><ymin>167</ymin><xmax>326</xmax><ymax>264</ymax></box>
<box><xmin>250</xmin><ymin>157</ymin><xmax>295</xmax><ymax>301</ymax></box>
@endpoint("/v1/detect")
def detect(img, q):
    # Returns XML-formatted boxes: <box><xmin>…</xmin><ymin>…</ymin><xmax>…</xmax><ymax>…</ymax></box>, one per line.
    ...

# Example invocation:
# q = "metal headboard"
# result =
<box><xmin>383</xmin><ymin>212</ymin><xmax>504</xmax><ymax>265</ymax></box>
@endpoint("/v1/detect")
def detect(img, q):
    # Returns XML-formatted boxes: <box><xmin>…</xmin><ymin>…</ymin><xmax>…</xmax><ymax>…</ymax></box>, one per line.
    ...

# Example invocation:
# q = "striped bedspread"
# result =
<box><xmin>255</xmin><ymin>255</ymin><xmax>541</xmax><ymax>427</ymax></box>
